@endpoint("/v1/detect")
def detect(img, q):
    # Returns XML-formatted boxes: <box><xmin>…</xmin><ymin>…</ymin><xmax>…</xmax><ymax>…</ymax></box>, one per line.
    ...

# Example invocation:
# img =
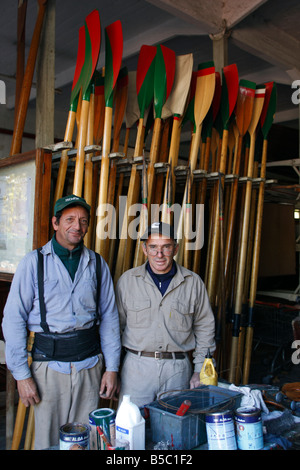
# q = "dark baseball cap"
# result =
<box><xmin>141</xmin><ymin>222</ymin><xmax>176</xmax><ymax>241</ymax></box>
<box><xmin>54</xmin><ymin>195</ymin><xmax>91</xmax><ymax>216</ymax></box>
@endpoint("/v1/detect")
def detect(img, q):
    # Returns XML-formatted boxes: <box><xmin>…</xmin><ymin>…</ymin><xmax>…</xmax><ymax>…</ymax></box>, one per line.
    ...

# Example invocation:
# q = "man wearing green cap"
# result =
<box><xmin>2</xmin><ymin>195</ymin><xmax>121</xmax><ymax>449</ymax></box>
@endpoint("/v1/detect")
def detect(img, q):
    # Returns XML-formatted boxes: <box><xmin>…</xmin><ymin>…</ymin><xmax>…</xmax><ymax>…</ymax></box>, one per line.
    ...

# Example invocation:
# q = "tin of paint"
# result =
<box><xmin>89</xmin><ymin>408</ymin><xmax>116</xmax><ymax>450</ymax></box>
<box><xmin>205</xmin><ymin>411</ymin><xmax>237</xmax><ymax>450</ymax></box>
<box><xmin>235</xmin><ymin>407</ymin><xmax>264</xmax><ymax>450</ymax></box>
<box><xmin>59</xmin><ymin>423</ymin><xmax>89</xmax><ymax>450</ymax></box>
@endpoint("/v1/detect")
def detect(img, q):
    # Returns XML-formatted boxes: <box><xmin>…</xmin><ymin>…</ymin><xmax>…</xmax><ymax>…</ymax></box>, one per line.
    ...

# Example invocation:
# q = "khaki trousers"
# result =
<box><xmin>31</xmin><ymin>357</ymin><xmax>102</xmax><ymax>449</ymax></box>
<box><xmin>119</xmin><ymin>351</ymin><xmax>192</xmax><ymax>408</ymax></box>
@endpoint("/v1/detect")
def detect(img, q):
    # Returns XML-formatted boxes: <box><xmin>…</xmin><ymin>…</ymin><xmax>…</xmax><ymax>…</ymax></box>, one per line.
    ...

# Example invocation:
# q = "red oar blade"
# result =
<box><xmin>154</xmin><ymin>45</ymin><xmax>176</xmax><ymax>119</ymax></box>
<box><xmin>85</xmin><ymin>10</ymin><xmax>101</xmax><ymax>79</ymax></box>
<box><xmin>221</xmin><ymin>63</ymin><xmax>239</xmax><ymax>129</ymax></box>
<box><xmin>136</xmin><ymin>45</ymin><xmax>157</xmax><ymax>119</ymax></box>
<box><xmin>235</xmin><ymin>79</ymin><xmax>256</xmax><ymax>137</ymax></box>
<box><xmin>104</xmin><ymin>20</ymin><xmax>123</xmax><ymax>107</ymax></box>
<box><xmin>70</xmin><ymin>26</ymin><xmax>85</xmax><ymax>107</ymax></box>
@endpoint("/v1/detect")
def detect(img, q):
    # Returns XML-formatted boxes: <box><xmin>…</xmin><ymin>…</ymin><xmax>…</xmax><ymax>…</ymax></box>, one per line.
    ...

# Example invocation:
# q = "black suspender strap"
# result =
<box><xmin>37</xmin><ymin>247</ymin><xmax>49</xmax><ymax>333</ymax></box>
<box><xmin>95</xmin><ymin>252</ymin><xmax>102</xmax><ymax>312</ymax></box>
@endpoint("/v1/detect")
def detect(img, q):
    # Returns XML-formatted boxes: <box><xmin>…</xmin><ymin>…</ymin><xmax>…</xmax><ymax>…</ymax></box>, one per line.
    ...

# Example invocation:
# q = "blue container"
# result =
<box><xmin>147</xmin><ymin>385</ymin><xmax>242</xmax><ymax>450</ymax></box>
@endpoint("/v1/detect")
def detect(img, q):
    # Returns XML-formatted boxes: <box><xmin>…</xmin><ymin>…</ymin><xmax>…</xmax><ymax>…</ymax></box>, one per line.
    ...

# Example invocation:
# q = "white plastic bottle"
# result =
<box><xmin>115</xmin><ymin>395</ymin><xmax>145</xmax><ymax>450</ymax></box>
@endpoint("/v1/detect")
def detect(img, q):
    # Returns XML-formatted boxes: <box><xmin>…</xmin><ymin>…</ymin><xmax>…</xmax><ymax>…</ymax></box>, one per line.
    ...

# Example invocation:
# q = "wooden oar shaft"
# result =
<box><xmin>95</xmin><ymin>106</ymin><xmax>113</xmax><ymax>256</ymax></box>
<box><xmin>10</xmin><ymin>0</ymin><xmax>47</xmax><ymax>156</ymax></box>
<box><xmin>73</xmin><ymin>98</ymin><xmax>90</xmax><ymax>196</ymax></box>
<box><xmin>242</xmin><ymin>139</ymin><xmax>268</xmax><ymax>384</ymax></box>
<box><xmin>53</xmin><ymin>110</ymin><xmax>77</xmax><ymax>203</ymax></box>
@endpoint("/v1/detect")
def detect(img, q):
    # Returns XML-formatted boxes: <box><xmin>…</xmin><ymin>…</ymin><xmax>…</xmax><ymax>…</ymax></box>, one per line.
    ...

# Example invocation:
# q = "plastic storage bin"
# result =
<box><xmin>147</xmin><ymin>385</ymin><xmax>242</xmax><ymax>450</ymax></box>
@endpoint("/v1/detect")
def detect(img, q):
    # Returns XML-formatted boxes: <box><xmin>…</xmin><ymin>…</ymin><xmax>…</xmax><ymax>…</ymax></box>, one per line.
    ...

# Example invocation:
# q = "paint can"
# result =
<box><xmin>59</xmin><ymin>423</ymin><xmax>89</xmax><ymax>450</ymax></box>
<box><xmin>235</xmin><ymin>407</ymin><xmax>264</xmax><ymax>450</ymax></box>
<box><xmin>205</xmin><ymin>410</ymin><xmax>237</xmax><ymax>450</ymax></box>
<box><xmin>89</xmin><ymin>408</ymin><xmax>116</xmax><ymax>450</ymax></box>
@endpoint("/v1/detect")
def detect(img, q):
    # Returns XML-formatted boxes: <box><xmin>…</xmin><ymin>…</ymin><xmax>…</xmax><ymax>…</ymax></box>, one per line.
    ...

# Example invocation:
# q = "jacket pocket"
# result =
<box><xmin>126</xmin><ymin>299</ymin><xmax>151</xmax><ymax>328</ymax></box>
<box><xmin>169</xmin><ymin>300</ymin><xmax>194</xmax><ymax>332</ymax></box>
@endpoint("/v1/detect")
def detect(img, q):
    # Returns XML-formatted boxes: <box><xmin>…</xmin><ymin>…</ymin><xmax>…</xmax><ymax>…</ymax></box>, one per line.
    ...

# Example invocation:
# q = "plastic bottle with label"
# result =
<box><xmin>115</xmin><ymin>395</ymin><xmax>145</xmax><ymax>450</ymax></box>
<box><xmin>199</xmin><ymin>348</ymin><xmax>218</xmax><ymax>386</ymax></box>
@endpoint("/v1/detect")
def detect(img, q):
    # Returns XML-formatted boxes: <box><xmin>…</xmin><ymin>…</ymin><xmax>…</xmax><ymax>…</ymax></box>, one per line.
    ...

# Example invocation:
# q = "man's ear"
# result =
<box><xmin>52</xmin><ymin>216</ymin><xmax>58</xmax><ymax>231</ymax></box>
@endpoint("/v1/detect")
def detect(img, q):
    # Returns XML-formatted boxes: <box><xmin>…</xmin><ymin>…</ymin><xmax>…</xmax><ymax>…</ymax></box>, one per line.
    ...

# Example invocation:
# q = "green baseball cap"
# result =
<box><xmin>54</xmin><ymin>195</ymin><xmax>91</xmax><ymax>216</ymax></box>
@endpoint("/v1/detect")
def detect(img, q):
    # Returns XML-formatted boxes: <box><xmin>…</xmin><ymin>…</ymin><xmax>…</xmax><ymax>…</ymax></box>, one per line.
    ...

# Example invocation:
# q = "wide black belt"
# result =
<box><xmin>32</xmin><ymin>324</ymin><xmax>101</xmax><ymax>362</ymax></box>
<box><xmin>126</xmin><ymin>348</ymin><xmax>185</xmax><ymax>359</ymax></box>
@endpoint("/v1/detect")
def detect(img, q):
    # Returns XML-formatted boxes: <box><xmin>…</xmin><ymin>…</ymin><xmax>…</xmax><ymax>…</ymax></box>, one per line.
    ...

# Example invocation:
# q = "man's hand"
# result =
<box><xmin>189</xmin><ymin>371</ymin><xmax>201</xmax><ymax>389</ymax></box>
<box><xmin>99</xmin><ymin>371</ymin><xmax>120</xmax><ymax>401</ymax></box>
<box><xmin>17</xmin><ymin>377</ymin><xmax>40</xmax><ymax>407</ymax></box>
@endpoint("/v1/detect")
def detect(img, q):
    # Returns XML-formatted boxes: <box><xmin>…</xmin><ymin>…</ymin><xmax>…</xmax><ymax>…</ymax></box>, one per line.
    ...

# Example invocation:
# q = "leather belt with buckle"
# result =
<box><xmin>126</xmin><ymin>348</ymin><xmax>185</xmax><ymax>359</ymax></box>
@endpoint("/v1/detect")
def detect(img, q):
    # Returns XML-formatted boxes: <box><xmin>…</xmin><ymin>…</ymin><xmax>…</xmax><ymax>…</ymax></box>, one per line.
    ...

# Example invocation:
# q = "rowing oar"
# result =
<box><xmin>94</xmin><ymin>71</ymin><xmax>105</xmax><ymax>146</ymax></box>
<box><xmin>10</xmin><ymin>0</ymin><xmax>47</xmax><ymax>156</ymax></box>
<box><xmin>243</xmin><ymin>82</ymin><xmax>277</xmax><ymax>384</ymax></box>
<box><xmin>133</xmin><ymin>45</ymin><xmax>176</xmax><ymax>265</ymax></box>
<box><xmin>83</xmin><ymin>76</ymin><xmax>96</xmax><ymax>249</ymax></box>
<box><xmin>11</xmin><ymin>332</ymin><xmax>35</xmax><ymax>450</ymax></box>
<box><xmin>228</xmin><ymin>85</ymin><xmax>266</xmax><ymax>384</ymax></box>
<box><xmin>53</xmin><ymin>25</ymin><xmax>86</xmax><ymax>203</ymax></box>
<box><xmin>73</xmin><ymin>10</ymin><xmax>101</xmax><ymax>197</ymax></box>
<box><xmin>114</xmin><ymin>45</ymin><xmax>156</xmax><ymax>281</ymax></box>
<box><xmin>223</xmin><ymin>80</ymin><xmax>256</xmax><ymax>291</ymax></box>
<box><xmin>193</xmin><ymin>71</ymin><xmax>221</xmax><ymax>274</ymax></box>
<box><xmin>160</xmin><ymin>53</ymin><xmax>193</xmax><ymax>223</ymax></box>
<box><xmin>215</xmin><ymin>79</ymin><xmax>255</xmax><ymax>370</ymax></box>
<box><xmin>108</xmin><ymin>70</ymin><xmax>138</xmax><ymax>271</ymax></box>
<box><xmin>205</xmin><ymin>64</ymin><xmax>239</xmax><ymax>308</ymax></box>
<box><xmin>95</xmin><ymin>20</ymin><xmax>123</xmax><ymax>258</ymax></box>
<box><xmin>175</xmin><ymin>61</ymin><xmax>216</xmax><ymax>266</ymax></box>
<box><xmin>133</xmin><ymin>154</ymin><xmax>148</xmax><ymax>267</ymax></box>
<box><xmin>105</xmin><ymin>67</ymin><xmax>128</xmax><ymax>263</ymax></box>
<box><xmin>147</xmin><ymin>45</ymin><xmax>176</xmax><ymax>214</ymax></box>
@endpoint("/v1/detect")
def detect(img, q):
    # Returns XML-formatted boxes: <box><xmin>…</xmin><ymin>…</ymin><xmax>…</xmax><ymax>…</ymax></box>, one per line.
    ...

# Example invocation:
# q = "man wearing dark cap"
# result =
<box><xmin>116</xmin><ymin>221</ymin><xmax>215</xmax><ymax>408</ymax></box>
<box><xmin>2</xmin><ymin>195</ymin><xmax>121</xmax><ymax>449</ymax></box>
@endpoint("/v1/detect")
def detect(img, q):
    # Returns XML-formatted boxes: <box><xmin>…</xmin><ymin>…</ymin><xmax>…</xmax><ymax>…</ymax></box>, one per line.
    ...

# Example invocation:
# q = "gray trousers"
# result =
<box><xmin>31</xmin><ymin>357</ymin><xmax>102</xmax><ymax>449</ymax></box>
<box><xmin>119</xmin><ymin>351</ymin><xmax>192</xmax><ymax>408</ymax></box>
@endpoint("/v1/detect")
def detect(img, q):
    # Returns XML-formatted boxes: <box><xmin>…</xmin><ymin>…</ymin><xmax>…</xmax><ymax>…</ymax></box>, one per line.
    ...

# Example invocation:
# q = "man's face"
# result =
<box><xmin>52</xmin><ymin>206</ymin><xmax>89</xmax><ymax>250</ymax></box>
<box><xmin>142</xmin><ymin>233</ymin><xmax>178</xmax><ymax>274</ymax></box>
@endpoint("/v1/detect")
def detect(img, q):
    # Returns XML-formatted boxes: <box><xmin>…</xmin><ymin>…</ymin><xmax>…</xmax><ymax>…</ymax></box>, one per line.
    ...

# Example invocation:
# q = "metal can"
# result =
<box><xmin>59</xmin><ymin>423</ymin><xmax>89</xmax><ymax>450</ymax></box>
<box><xmin>89</xmin><ymin>408</ymin><xmax>116</xmax><ymax>450</ymax></box>
<box><xmin>235</xmin><ymin>407</ymin><xmax>264</xmax><ymax>450</ymax></box>
<box><xmin>205</xmin><ymin>410</ymin><xmax>237</xmax><ymax>450</ymax></box>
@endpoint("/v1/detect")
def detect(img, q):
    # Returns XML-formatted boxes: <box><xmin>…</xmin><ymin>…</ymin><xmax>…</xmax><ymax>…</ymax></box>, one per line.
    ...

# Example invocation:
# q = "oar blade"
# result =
<box><xmin>104</xmin><ymin>19</ymin><xmax>123</xmax><ymax>107</ymax></box>
<box><xmin>221</xmin><ymin>63</ymin><xmax>239</xmax><ymax>129</ymax></box>
<box><xmin>154</xmin><ymin>45</ymin><xmax>176</xmax><ymax>119</ymax></box>
<box><xmin>84</xmin><ymin>10</ymin><xmax>101</xmax><ymax>88</ymax></box>
<box><xmin>162</xmin><ymin>53</ymin><xmax>194</xmax><ymax>119</ymax></box>
<box><xmin>70</xmin><ymin>26</ymin><xmax>86</xmax><ymax>107</ymax></box>
<box><xmin>235</xmin><ymin>79</ymin><xmax>256</xmax><ymax>137</ymax></box>
<box><xmin>194</xmin><ymin>61</ymin><xmax>216</xmax><ymax>127</ymax></box>
<box><xmin>261</xmin><ymin>82</ymin><xmax>277</xmax><ymax>139</ymax></box>
<box><xmin>136</xmin><ymin>45</ymin><xmax>157</xmax><ymax>119</ymax></box>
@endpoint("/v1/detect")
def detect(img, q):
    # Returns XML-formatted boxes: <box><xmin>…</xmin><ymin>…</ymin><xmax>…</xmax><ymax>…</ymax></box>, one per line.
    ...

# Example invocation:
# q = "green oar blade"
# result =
<box><xmin>83</xmin><ymin>9</ymin><xmax>101</xmax><ymax>96</ymax></box>
<box><xmin>104</xmin><ymin>20</ymin><xmax>123</xmax><ymax>107</ymax></box>
<box><xmin>136</xmin><ymin>45</ymin><xmax>157</xmax><ymax>119</ymax></box>
<box><xmin>154</xmin><ymin>45</ymin><xmax>176</xmax><ymax>119</ymax></box>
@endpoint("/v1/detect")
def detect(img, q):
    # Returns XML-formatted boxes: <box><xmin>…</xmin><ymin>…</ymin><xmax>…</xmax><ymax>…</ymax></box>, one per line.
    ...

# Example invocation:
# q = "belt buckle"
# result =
<box><xmin>154</xmin><ymin>351</ymin><xmax>162</xmax><ymax>359</ymax></box>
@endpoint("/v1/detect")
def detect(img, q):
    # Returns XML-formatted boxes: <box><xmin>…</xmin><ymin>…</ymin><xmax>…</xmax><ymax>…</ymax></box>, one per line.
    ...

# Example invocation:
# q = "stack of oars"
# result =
<box><xmin>51</xmin><ymin>20</ymin><xmax>277</xmax><ymax>387</ymax></box>
<box><xmin>11</xmin><ymin>5</ymin><xmax>279</xmax><ymax>449</ymax></box>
